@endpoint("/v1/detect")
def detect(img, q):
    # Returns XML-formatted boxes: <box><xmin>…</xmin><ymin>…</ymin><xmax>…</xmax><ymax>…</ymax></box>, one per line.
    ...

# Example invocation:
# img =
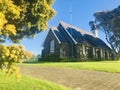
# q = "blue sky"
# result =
<box><xmin>6</xmin><ymin>0</ymin><xmax>120</xmax><ymax>55</ymax></box>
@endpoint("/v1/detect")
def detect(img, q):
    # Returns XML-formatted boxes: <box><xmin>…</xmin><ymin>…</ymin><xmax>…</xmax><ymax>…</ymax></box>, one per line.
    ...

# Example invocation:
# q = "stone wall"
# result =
<box><xmin>42</xmin><ymin>29</ymin><xmax>60</xmax><ymax>57</ymax></box>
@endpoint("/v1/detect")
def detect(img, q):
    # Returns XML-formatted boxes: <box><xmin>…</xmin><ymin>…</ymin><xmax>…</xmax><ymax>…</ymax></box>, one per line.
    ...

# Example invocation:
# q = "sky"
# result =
<box><xmin>6</xmin><ymin>0</ymin><xmax>120</xmax><ymax>55</ymax></box>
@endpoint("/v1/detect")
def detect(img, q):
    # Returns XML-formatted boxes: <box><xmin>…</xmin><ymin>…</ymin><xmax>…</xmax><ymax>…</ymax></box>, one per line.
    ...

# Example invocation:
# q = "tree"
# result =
<box><xmin>92</xmin><ymin>5</ymin><xmax>120</xmax><ymax>59</ymax></box>
<box><xmin>0</xmin><ymin>45</ymin><xmax>32</xmax><ymax>79</ymax></box>
<box><xmin>24</xmin><ymin>50</ymin><xmax>35</xmax><ymax>61</ymax></box>
<box><xmin>0</xmin><ymin>0</ymin><xmax>56</xmax><ymax>78</ymax></box>
<box><xmin>0</xmin><ymin>0</ymin><xmax>56</xmax><ymax>43</ymax></box>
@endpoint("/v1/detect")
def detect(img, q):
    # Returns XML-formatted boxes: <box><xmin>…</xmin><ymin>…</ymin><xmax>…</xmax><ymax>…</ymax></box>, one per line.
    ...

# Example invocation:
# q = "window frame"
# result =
<box><xmin>50</xmin><ymin>40</ymin><xmax>55</xmax><ymax>53</ymax></box>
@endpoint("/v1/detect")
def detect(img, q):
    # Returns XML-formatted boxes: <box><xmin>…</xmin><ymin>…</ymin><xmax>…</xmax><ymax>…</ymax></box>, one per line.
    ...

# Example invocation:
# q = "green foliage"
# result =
<box><xmin>41</xmin><ymin>54</ymin><xmax>92</xmax><ymax>62</ymax></box>
<box><xmin>0</xmin><ymin>72</ymin><xmax>71</xmax><ymax>90</ymax></box>
<box><xmin>41</xmin><ymin>54</ymin><xmax>95</xmax><ymax>62</ymax></box>
<box><xmin>0</xmin><ymin>0</ymin><xmax>55</xmax><ymax>78</ymax></box>
<box><xmin>41</xmin><ymin>54</ymin><xmax>79</xmax><ymax>62</ymax></box>
<box><xmin>60</xmin><ymin>57</ymin><xmax>81</xmax><ymax>62</ymax></box>
<box><xmin>0</xmin><ymin>44</ymin><xmax>35</xmax><ymax>79</ymax></box>
<box><xmin>93</xmin><ymin>5</ymin><xmax>120</xmax><ymax>59</ymax></box>
<box><xmin>36</xmin><ymin>54</ymin><xmax>41</xmax><ymax>61</ymax></box>
<box><xmin>24</xmin><ymin>56</ymin><xmax>38</xmax><ymax>63</ymax></box>
<box><xmin>0</xmin><ymin>0</ymin><xmax>56</xmax><ymax>42</ymax></box>
<box><xmin>23</xmin><ymin>50</ymin><xmax>35</xmax><ymax>61</ymax></box>
<box><xmin>41</xmin><ymin>54</ymin><xmax>61</xmax><ymax>62</ymax></box>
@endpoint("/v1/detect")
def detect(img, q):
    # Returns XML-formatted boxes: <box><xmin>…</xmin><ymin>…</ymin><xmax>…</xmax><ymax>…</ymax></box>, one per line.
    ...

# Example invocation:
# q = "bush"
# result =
<box><xmin>41</xmin><ymin>54</ymin><xmax>61</xmax><ymax>62</ymax></box>
<box><xmin>0</xmin><ymin>44</ymin><xmax>35</xmax><ymax>79</ymax></box>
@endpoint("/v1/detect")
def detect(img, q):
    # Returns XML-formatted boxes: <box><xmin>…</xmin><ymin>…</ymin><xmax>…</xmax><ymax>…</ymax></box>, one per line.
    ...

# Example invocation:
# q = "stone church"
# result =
<box><xmin>42</xmin><ymin>21</ymin><xmax>112</xmax><ymax>60</ymax></box>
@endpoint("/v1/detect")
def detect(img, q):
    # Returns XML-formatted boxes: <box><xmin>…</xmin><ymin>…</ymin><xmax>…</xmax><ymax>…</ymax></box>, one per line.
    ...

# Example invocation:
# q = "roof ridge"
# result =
<box><xmin>50</xmin><ymin>26</ymin><xmax>58</xmax><ymax>30</ymax></box>
<box><xmin>59</xmin><ymin>21</ymin><xmax>78</xmax><ymax>44</ymax></box>
<box><xmin>50</xmin><ymin>27</ymin><xmax>61</xmax><ymax>44</ymax></box>
<box><xmin>59</xmin><ymin>21</ymin><xmax>96</xmax><ymax>37</ymax></box>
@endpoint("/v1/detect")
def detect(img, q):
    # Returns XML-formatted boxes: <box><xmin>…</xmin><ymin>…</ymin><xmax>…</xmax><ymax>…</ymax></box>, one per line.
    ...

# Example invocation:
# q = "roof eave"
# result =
<box><xmin>50</xmin><ymin>28</ymin><xmax>61</xmax><ymax>44</ymax></box>
<box><xmin>59</xmin><ymin>23</ymin><xmax>78</xmax><ymax>44</ymax></box>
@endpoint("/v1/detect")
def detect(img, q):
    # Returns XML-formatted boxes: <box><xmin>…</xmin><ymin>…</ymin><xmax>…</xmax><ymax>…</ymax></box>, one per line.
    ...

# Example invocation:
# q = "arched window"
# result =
<box><xmin>50</xmin><ymin>40</ymin><xmax>55</xmax><ymax>53</ymax></box>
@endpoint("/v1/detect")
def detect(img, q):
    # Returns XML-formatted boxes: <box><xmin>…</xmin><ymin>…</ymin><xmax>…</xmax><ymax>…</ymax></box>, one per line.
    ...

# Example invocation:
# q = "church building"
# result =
<box><xmin>42</xmin><ymin>21</ymin><xmax>112</xmax><ymax>60</ymax></box>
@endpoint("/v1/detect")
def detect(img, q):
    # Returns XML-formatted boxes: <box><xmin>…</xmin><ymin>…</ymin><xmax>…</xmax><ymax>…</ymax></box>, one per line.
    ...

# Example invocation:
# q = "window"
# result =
<box><xmin>60</xmin><ymin>48</ymin><xmax>63</xmax><ymax>57</ymax></box>
<box><xmin>82</xmin><ymin>45</ymin><xmax>85</xmax><ymax>54</ymax></box>
<box><xmin>50</xmin><ymin>40</ymin><xmax>55</xmax><ymax>53</ymax></box>
<box><xmin>60</xmin><ymin>48</ymin><xmax>66</xmax><ymax>57</ymax></box>
<box><xmin>93</xmin><ymin>47</ymin><xmax>95</xmax><ymax>55</ymax></box>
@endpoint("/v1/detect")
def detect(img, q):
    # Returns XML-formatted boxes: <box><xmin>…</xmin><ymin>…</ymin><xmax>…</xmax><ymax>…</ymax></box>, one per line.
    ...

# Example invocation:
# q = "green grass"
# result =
<box><xmin>23</xmin><ymin>61</ymin><xmax>120</xmax><ymax>73</ymax></box>
<box><xmin>0</xmin><ymin>72</ymin><xmax>71</xmax><ymax>90</ymax></box>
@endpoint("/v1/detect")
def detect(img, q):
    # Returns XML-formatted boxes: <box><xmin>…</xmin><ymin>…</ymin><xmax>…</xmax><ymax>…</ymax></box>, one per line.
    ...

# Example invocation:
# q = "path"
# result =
<box><xmin>20</xmin><ymin>65</ymin><xmax>120</xmax><ymax>90</ymax></box>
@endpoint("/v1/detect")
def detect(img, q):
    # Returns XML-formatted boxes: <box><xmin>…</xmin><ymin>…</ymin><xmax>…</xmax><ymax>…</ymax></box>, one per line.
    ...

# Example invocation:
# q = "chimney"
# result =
<box><xmin>89</xmin><ymin>21</ymin><xmax>99</xmax><ymax>38</ymax></box>
<box><xmin>92</xmin><ymin>27</ymin><xmax>98</xmax><ymax>37</ymax></box>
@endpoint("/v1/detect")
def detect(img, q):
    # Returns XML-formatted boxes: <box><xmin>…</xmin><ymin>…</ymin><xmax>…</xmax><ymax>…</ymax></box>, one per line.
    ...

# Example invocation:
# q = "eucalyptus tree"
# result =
<box><xmin>92</xmin><ymin>5</ymin><xmax>120</xmax><ymax>59</ymax></box>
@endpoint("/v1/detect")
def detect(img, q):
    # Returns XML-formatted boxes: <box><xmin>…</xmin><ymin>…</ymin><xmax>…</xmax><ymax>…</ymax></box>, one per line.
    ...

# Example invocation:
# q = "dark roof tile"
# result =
<box><xmin>58</xmin><ymin>21</ymin><xmax>110</xmax><ymax>49</ymax></box>
<box><xmin>51</xmin><ymin>27</ymin><xmax>70</xmax><ymax>44</ymax></box>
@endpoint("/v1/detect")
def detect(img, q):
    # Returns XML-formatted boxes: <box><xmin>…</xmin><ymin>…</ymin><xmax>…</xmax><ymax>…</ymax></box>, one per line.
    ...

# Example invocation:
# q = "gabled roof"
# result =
<box><xmin>58</xmin><ymin>22</ymin><xmax>78</xmax><ymax>44</ymax></box>
<box><xmin>59</xmin><ymin>21</ymin><xmax>96</xmax><ymax>37</ymax></box>
<box><xmin>44</xmin><ymin>21</ymin><xmax>110</xmax><ymax>49</ymax></box>
<box><xmin>84</xmin><ymin>34</ymin><xmax>109</xmax><ymax>49</ymax></box>
<box><xmin>57</xmin><ymin>21</ymin><xmax>110</xmax><ymax>49</ymax></box>
<box><xmin>50</xmin><ymin>27</ymin><xmax>61</xmax><ymax>44</ymax></box>
<box><xmin>50</xmin><ymin>27</ymin><xmax>70</xmax><ymax>44</ymax></box>
<box><xmin>58</xmin><ymin>21</ymin><xmax>94</xmax><ymax>45</ymax></box>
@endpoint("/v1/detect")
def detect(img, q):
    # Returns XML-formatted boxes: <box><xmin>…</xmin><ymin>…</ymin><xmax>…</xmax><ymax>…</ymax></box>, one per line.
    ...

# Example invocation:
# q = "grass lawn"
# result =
<box><xmin>23</xmin><ymin>61</ymin><xmax>120</xmax><ymax>73</ymax></box>
<box><xmin>0</xmin><ymin>72</ymin><xmax>71</xmax><ymax>90</ymax></box>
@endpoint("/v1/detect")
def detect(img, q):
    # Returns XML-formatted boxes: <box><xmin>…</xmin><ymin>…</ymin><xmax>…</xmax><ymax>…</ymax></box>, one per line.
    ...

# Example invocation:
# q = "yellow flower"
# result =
<box><xmin>0</xmin><ymin>13</ymin><xmax>7</xmax><ymax>29</ymax></box>
<box><xmin>2</xmin><ymin>55</ymin><xmax>5</xmax><ymax>59</ymax></box>
<box><xmin>5</xmin><ymin>24</ymin><xmax>16</xmax><ymax>35</ymax></box>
